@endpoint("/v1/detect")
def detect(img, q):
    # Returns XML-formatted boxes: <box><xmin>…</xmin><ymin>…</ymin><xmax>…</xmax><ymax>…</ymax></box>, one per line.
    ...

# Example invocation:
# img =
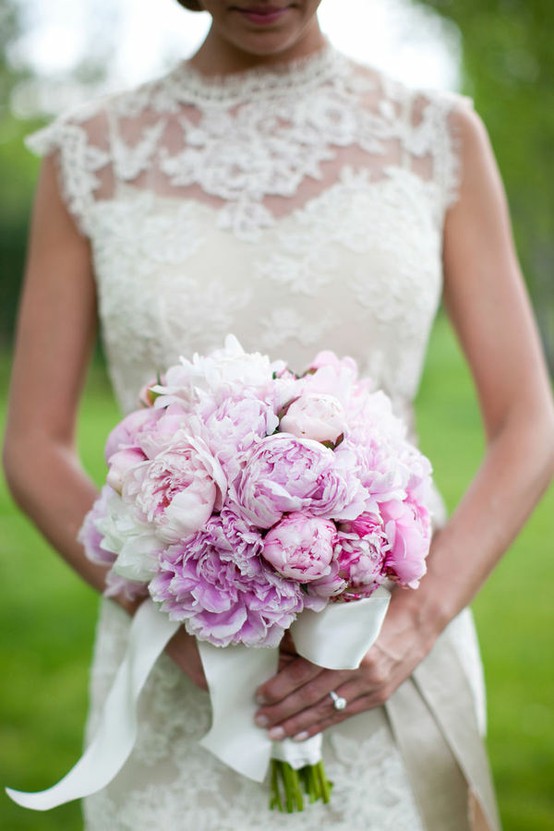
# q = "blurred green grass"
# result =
<box><xmin>0</xmin><ymin>315</ymin><xmax>552</xmax><ymax>830</ymax></box>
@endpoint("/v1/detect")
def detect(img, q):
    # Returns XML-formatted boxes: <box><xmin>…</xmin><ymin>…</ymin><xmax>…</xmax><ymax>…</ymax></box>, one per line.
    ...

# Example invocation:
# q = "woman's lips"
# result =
<box><xmin>234</xmin><ymin>6</ymin><xmax>290</xmax><ymax>26</ymax></box>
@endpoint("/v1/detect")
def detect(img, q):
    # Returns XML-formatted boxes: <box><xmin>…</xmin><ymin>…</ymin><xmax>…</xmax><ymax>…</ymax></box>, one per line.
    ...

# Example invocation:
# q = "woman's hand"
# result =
<box><xmin>254</xmin><ymin>592</ymin><xmax>438</xmax><ymax>742</ymax></box>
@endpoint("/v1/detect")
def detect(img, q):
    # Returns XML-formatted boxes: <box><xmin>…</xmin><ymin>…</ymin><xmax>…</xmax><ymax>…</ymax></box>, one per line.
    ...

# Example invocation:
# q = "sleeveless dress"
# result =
<box><xmin>26</xmin><ymin>43</ymin><xmax>501</xmax><ymax>831</ymax></box>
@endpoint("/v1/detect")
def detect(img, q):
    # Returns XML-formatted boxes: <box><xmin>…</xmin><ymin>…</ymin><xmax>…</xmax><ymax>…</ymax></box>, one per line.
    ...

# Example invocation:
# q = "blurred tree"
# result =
<box><xmin>0</xmin><ymin>0</ymin><xmax>36</xmax><ymax>346</ymax></box>
<box><xmin>416</xmin><ymin>0</ymin><xmax>554</xmax><ymax>370</ymax></box>
<box><xmin>0</xmin><ymin>0</ymin><xmax>23</xmax><ymax>119</ymax></box>
<box><xmin>0</xmin><ymin>0</ymin><xmax>116</xmax><ymax>347</ymax></box>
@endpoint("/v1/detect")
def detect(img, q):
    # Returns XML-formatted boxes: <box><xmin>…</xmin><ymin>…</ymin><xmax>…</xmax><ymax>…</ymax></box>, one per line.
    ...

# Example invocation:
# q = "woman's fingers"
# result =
<box><xmin>255</xmin><ymin>666</ymin><xmax>356</xmax><ymax>729</ymax></box>
<box><xmin>261</xmin><ymin>675</ymin><xmax>396</xmax><ymax>741</ymax></box>
<box><xmin>283</xmin><ymin>692</ymin><xmax>378</xmax><ymax>742</ymax></box>
<box><xmin>255</xmin><ymin>656</ymin><xmax>323</xmax><ymax>706</ymax></box>
<box><xmin>254</xmin><ymin>645</ymin><xmax>403</xmax><ymax>738</ymax></box>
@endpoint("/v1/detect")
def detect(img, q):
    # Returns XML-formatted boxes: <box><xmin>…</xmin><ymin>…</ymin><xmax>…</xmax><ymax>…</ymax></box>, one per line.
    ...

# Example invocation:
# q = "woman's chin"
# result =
<box><xmin>200</xmin><ymin>2</ymin><xmax>325</xmax><ymax>65</ymax></box>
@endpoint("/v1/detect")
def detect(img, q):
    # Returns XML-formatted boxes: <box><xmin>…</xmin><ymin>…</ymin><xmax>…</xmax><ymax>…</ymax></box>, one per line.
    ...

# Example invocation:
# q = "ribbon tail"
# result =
<box><xmin>198</xmin><ymin>641</ymin><xmax>279</xmax><ymax>782</ymax></box>
<box><xmin>6</xmin><ymin>599</ymin><xmax>179</xmax><ymax>811</ymax></box>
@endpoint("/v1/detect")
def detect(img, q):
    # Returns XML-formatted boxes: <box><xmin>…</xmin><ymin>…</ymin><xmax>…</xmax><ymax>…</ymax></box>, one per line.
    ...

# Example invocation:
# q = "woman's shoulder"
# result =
<box><xmin>22</xmin><ymin>69</ymin><xmax>180</xmax><ymax>235</ymax></box>
<box><xmin>24</xmin><ymin>66</ymin><xmax>179</xmax><ymax>159</ymax></box>
<box><xmin>343</xmin><ymin>54</ymin><xmax>473</xmax><ymax>123</ymax></box>
<box><xmin>344</xmin><ymin>57</ymin><xmax>476</xmax><ymax>200</ymax></box>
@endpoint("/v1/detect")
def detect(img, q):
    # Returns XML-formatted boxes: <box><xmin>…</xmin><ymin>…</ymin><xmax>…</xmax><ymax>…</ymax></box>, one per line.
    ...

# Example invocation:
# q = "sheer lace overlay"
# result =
<box><xmin>26</xmin><ymin>45</ymin><xmax>472</xmax><ymax>415</ymax></box>
<box><xmin>25</xmin><ymin>44</ymin><xmax>484</xmax><ymax>830</ymax></box>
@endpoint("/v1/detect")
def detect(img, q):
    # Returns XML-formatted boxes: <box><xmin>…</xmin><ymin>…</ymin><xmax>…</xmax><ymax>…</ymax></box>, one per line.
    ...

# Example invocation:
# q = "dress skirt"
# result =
<box><xmin>82</xmin><ymin>599</ymin><xmax>500</xmax><ymax>831</ymax></box>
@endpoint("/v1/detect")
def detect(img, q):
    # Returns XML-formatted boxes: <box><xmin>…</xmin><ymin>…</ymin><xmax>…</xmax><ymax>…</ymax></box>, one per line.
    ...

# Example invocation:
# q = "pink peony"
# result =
<box><xmin>308</xmin><ymin>351</ymin><xmax>358</xmax><ymax>376</ymax></box>
<box><xmin>149</xmin><ymin>511</ymin><xmax>315</xmax><ymax>647</ymax></box>
<box><xmin>305</xmin><ymin>558</ymin><xmax>347</xmax><ymax>598</ymax></box>
<box><xmin>298</xmin><ymin>352</ymin><xmax>359</xmax><ymax>410</ymax></box>
<box><xmin>279</xmin><ymin>393</ymin><xmax>347</xmax><ymax>445</ymax></box>
<box><xmin>149</xmin><ymin>336</ymin><xmax>278</xmax><ymax>415</ymax></box>
<box><xmin>104</xmin><ymin>406</ymin><xmax>163</xmax><ymax>463</ymax></box>
<box><xmin>235</xmin><ymin>433</ymin><xmax>365</xmax><ymax>529</ymax></box>
<box><xmin>106</xmin><ymin>448</ymin><xmax>147</xmax><ymax>494</ymax></box>
<box><xmin>262</xmin><ymin>513</ymin><xmax>337</xmax><ymax>583</ymax></box>
<box><xmin>78</xmin><ymin>485</ymin><xmax>148</xmax><ymax>600</ymax></box>
<box><xmin>336</xmin><ymin>513</ymin><xmax>389</xmax><ymax>595</ymax></box>
<box><xmin>204</xmin><ymin>392</ymin><xmax>279</xmax><ymax>482</ymax></box>
<box><xmin>122</xmin><ymin>430</ymin><xmax>227</xmax><ymax>544</ymax></box>
<box><xmin>381</xmin><ymin>499</ymin><xmax>431</xmax><ymax>587</ymax></box>
<box><xmin>136</xmin><ymin>405</ymin><xmax>198</xmax><ymax>458</ymax></box>
<box><xmin>334</xmin><ymin>434</ymin><xmax>406</xmax><ymax>511</ymax></box>
<box><xmin>78</xmin><ymin>485</ymin><xmax>116</xmax><ymax>568</ymax></box>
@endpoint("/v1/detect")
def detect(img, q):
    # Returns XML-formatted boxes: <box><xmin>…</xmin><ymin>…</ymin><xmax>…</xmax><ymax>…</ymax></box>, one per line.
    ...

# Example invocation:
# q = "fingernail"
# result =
<box><xmin>255</xmin><ymin>692</ymin><xmax>267</xmax><ymax>705</ymax></box>
<box><xmin>255</xmin><ymin>715</ymin><xmax>269</xmax><ymax>727</ymax></box>
<box><xmin>268</xmin><ymin>726</ymin><xmax>285</xmax><ymax>740</ymax></box>
<box><xmin>292</xmin><ymin>731</ymin><xmax>309</xmax><ymax>742</ymax></box>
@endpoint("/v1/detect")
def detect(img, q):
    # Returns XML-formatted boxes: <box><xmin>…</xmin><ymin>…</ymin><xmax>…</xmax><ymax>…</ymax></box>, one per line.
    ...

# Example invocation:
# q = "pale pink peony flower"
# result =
<box><xmin>106</xmin><ymin>448</ymin><xmax>147</xmax><ymax>494</ymax></box>
<box><xmin>78</xmin><ymin>485</ymin><xmax>148</xmax><ymax>600</ymax></box>
<box><xmin>334</xmin><ymin>435</ymin><xmax>406</xmax><ymax>512</ymax></box>
<box><xmin>305</xmin><ymin>558</ymin><xmax>347</xmax><ymax>598</ymax></box>
<box><xmin>235</xmin><ymin>433</ymin><xmax>365</xmax><ymax>528</ymax></box>
<box><xmin>344</xmin><ymin>389</ymin><xmax>404</xmax><ymax>440</ymax></box>
<box><xmin>203</xmin><ymin>392</ymin><xmax>279</xmax><ymax>482</ymax></box>
<box><xmin>381</xmin><ymin>499</ymin><xmax>431</xmax><ymax>587</ymax></box>
<box><xmin>78</xmin><ymin>485</ymin><xmax>116</xmax><ymax>568</ymax></box>
<box><xmin>92</xmin><ymin>487</ymin><xmax>161</xmax><ymax>582</ymax></box>
<box><xmin>150</xmin><ymin>336</ymin><xmax>278</xmax><ymax>414</ymax></box>
<box><xmin>336</xmin><ymin>513</ymin><xmax>389</xmax><ymax>596</ymax></box>
<box><xmin>279</xmin><ymin>393</ymin><xmax>347</xmax><ymax>446</ymax></box>
<box><xmin>297</xmin><ymin>352</ymin><xmax>360</xmax><ymax>411</ymax></box>
<box><xmin>104</xmin><ymin>403</ymin><xmax>195</xmax><ymax>472</ymax></box>
<box><xmin>122</xmin><ymin>430</ymin><xmax>227</xmax><ymax>544</ymax></box>
<box><xmin>104</xmin><ymin>406</ymin><xmax>163</xmax><ymax>463</ymax></box>
<box><xmin>262</xmin><ymin>513</ymin><xmax>337</xmax><ymax>583</ymax></box>
<box><xmin>308</xmin><ymin>351</ymin><xmax>358</xmax><ymax>376</ymax></box>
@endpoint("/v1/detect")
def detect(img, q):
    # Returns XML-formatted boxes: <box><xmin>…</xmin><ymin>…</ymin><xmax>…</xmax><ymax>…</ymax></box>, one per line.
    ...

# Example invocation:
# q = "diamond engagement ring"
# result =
<box><xmin>329</xmin><ymin>691</ymin><xmax>347</xmax><ymax>711</ymax></box>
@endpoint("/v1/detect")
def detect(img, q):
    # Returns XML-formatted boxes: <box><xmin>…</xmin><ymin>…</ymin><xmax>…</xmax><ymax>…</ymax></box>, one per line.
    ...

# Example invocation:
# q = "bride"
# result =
<box><xmin>4</xmin><ymin>1</ymin><xmax>553</xmax><ymax>828</ymax></box>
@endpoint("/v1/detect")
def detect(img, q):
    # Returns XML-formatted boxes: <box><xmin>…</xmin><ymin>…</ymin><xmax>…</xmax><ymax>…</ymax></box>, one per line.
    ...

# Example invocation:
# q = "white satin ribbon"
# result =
<box><xmin>291</xmin><ymin>587</ymin><xmax>391</xmax><ymax>670</ymax></box>
<box><xmin>197</xmin><ymin>588</ymin><xmax>391</xmax><ymax>779</ymax></box>
<box><xmin>5</xmin><ymin>600</ymin><xmax>179</xmax><ymax>811</ymax></box>
<box><xmin>5</xmin><ymin>588</ymin><xmax>391</xmax><ymax>810</ymax></box>
<box><xmin>198</xmin><ymin>641</ymin><xmax>278</xmax><ymax>782</ymax></box>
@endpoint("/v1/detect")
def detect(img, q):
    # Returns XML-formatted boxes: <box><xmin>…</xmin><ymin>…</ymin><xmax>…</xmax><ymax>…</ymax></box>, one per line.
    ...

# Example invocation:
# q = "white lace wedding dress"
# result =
<box><xmin>27</xmin><ymin>43</ymin><xmax>500</xmax><ymax>831</ymax></box>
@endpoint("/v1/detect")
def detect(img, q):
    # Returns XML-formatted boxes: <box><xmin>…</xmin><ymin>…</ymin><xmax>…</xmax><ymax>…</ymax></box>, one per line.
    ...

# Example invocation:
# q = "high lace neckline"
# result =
<box><xmin>169</xmin><ymin>41</ymin><xmax>347</xmax><ymax>105</ymax></box>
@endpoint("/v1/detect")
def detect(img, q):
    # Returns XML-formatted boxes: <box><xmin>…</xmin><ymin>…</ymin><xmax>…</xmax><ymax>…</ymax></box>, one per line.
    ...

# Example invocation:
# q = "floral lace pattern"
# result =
<box><xmin>25</xmin><ymin>43</ymin><xmax>484</xmax><ymax>830</ymax></box>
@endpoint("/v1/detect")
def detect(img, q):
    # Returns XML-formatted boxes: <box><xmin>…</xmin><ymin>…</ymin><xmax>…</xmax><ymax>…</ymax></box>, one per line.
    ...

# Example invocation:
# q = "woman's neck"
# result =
<box><xmin>188</xmin><ymin>19</ymin><xmax>327</xmax><ymax>76</ymax></box>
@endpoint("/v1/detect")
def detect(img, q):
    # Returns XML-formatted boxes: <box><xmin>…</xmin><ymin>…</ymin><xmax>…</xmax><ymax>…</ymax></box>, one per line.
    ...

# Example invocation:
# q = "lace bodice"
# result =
<box><xmin>26</xmin><ymin>43</ymin><xmax>470</xmax><ymax>419</ymax></box>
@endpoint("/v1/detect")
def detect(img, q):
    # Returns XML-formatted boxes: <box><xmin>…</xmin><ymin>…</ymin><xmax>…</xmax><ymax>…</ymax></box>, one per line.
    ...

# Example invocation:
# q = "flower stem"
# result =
<box><xmin>269</xmin><ymin>760</ymin><xmax>333</xmax><ymax>813</ymax></box>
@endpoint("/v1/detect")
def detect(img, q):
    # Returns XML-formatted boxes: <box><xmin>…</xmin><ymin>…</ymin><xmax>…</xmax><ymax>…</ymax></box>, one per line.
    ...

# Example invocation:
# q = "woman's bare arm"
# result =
<box><xmin>3</xmin><ymin>155</ymin><xmax>109</xmax><ymax>594</ymax></box>
<box><xmin>396</xmin><ymin>104</ymin><xmax>554</xmax><ymax>634</ymax></box>
<box><xmin>3</xmin><ymin>155</ymin><xmax>206</xmax><ymax>685</ymax></box>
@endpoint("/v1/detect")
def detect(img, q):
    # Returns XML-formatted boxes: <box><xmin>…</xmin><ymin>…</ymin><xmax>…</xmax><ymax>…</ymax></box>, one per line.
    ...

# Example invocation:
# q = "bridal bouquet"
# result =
<box><xmin>85</xmin><ymin>337</ymin><xmax>431</xmax><ymax>631</ymax></box>
<box><xmin>6</xmin><ymin>337</ymin><xmax>432</xmax><ymax>814</ymax></box>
